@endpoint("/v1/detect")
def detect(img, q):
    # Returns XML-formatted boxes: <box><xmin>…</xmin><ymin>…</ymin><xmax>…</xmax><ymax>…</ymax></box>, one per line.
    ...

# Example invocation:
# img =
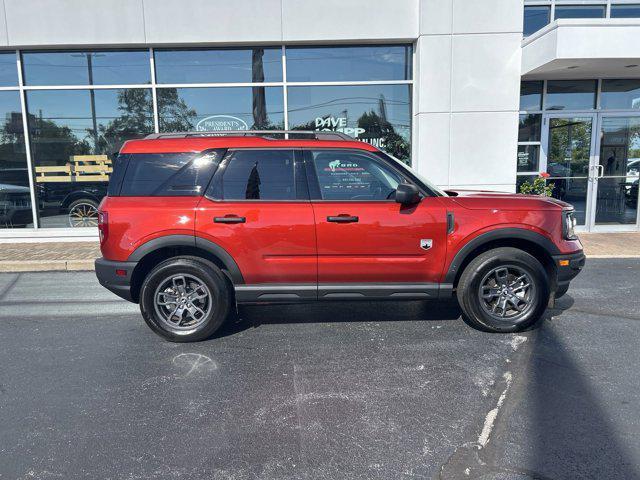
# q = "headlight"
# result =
<box><xmin>563</xmin><ymin>210</ymin><xmax>578</xmax><ymax>240</ymax></box>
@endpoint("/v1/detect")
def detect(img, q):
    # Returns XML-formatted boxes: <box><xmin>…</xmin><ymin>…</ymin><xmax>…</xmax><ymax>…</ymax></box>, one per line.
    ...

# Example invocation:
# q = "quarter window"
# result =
<box><xmin>119</xmin><ymin>151</ymin><xmax>221</xmax><ymax>196</ymax></box>
<box><xmin>309</xmin><ymin>150</ymin><xmax>402</xmax><ymax>201</ymax></box>
<box><xmin>209</xmin><ymin>150</ymin><xmax>296</xmax><ymax>201</ymax></box>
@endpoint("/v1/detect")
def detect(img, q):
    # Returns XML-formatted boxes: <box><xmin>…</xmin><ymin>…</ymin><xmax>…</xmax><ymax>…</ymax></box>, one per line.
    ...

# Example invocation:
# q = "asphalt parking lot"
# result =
<box><xmin>0</xmin><ymin>259</ymin><xmax>639</xmax><ymax>480</ymax></box>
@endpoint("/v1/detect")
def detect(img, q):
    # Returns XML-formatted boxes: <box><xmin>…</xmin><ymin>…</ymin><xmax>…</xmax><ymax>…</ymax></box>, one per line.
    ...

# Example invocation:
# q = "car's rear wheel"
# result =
<box><xmin>67</xmin><ymin>198</ymin><xmax>99</xmax><ymax>228</ymax></box>
<box><xmin>139</xmin><ymin>257</ymin><xmax>231</xmax><ymax>342</ymax></box>
<box><xmin>456</xmin><ymin>247</ymin><xmax>549</xmax><ymax>333</ymax></box>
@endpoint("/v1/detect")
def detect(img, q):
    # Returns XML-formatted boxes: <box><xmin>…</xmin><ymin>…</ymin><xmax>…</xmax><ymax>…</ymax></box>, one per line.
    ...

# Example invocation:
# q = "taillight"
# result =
<box><xmin>98</xmin><ymin>211</ymin><xmax>109</xmax><ymax>244</ymax></box>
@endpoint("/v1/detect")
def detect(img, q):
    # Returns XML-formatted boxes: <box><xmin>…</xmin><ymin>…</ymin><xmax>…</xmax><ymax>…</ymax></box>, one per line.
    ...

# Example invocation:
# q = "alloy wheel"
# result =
<box><xmin>153</xmin><ymin>274</ymin><xmax>213</xmax><ymax>331</ymax></box>
<box><xmin>478</xmin><ymin>265</ymin><xmax>536</xmax><ymax>322</ymax></box>
<box><xmin>68</xmin><ymin>202</ymin><xmax>99</xmax><ymax>227</ymax></box>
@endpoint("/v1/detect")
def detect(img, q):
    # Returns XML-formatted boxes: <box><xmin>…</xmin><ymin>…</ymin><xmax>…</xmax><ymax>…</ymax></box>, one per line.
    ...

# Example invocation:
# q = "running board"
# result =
<box><xmin>235</xmin><ymin>283</ymin><xmax>453</xmax><ymax>303</ymax></box>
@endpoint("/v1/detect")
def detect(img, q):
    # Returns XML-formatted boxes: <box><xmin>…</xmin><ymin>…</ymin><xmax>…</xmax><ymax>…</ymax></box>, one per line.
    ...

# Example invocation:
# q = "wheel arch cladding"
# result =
<box><xmin>445</xmin><ymin>228</ymin><xmax>559</xmax><ymax>288</ymax></box>
<box><xmin>127</xmin><ymin>235</ymin><xmax>244</xmax><ymax>303</ymax></box>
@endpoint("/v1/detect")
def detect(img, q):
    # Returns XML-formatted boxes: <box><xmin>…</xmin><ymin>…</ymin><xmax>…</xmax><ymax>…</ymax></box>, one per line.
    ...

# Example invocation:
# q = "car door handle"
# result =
<box><xmin>214</xmin><ymin>215</ymin><xmax>246</xmax><ymax>224</ymax></box>
<box><xmin>327</xmin><ymin>215</ymin><xmax>359</xmax><ymax>223</ymax></box>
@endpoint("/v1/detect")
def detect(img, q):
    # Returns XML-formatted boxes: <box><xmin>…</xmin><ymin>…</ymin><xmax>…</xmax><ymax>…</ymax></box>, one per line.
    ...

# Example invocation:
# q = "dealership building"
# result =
<box><xmin>0</xmin><ymin>0</ymin><xmax>639</xmax><ymax>242</ymax></box>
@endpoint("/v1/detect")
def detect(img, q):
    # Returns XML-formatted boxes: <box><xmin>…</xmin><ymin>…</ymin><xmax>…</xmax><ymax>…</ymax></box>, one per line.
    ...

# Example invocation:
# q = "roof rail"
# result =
<box><xmin>143</xmin><ymin>130</ymin><xmax>355</xmax><ymax>141</ymax></box>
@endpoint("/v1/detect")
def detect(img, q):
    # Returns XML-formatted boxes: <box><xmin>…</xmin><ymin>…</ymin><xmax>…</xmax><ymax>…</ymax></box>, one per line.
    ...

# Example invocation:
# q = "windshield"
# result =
<box><xmin>378</xmin><ymin>152</ymin><xmax>448</xmax><ymax>197</ymax></box>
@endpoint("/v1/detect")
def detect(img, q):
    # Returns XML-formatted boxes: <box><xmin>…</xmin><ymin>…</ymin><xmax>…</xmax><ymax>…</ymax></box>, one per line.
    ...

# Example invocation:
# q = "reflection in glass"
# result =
<box><xmin>22</xmin><ymin>50</ymin><xmax>150</xmax><ymax>86</ymax></box>
<box><xmin>554</xmin><ymin>5</ymin><xmax>606</xmax><ymax>19</ymax></box>
<box><xmin>549</xmin><ymin>177</ymin><xmax>589</xmax><ymax>225</ymax></box>
<box><xmin>595</xmin><ymin>117</ymin><xmax>640</xmax><ymax>225</ymax></box>
<box><xmin>516</xmin><ymin>175</ymin><xmax>538</xmax><ymax>193</ymax></box>
<box><xmin>517</xmin><ymin>144</ymin><xmax>540</xmax><ymax>172</ymax></box>
<box><xmin>26</xmin><ymin>89</ymin><xmax>153</xmax><ymax>227</ymax></box>
<box><xmin>154</xmin><ymin>48</ymin><xmax>282</xmax><ymax>84</ymax></box>
<box><xmin>0</xmin><ymin>91</ymin><xmax>32</xmax><ymax>228</ymax></box>
<box><xmin>601</xmin><ymin>79</ymin><xmax>640</xmax><ymax>110</ymax></box>
<box><xmin>519</xmin><ymin>114</ymin><xmax>541</xmax><ymax>142</ymax></box>
<box><xmin>287</xmin><ymin>84</ymin><xmax>411</xmax><ymax>163</ymax></box>
<box><xmin>157</xmin><ymin>87</ymin><xmax>284</xmax><ymax>132</ymax></box>
<box><xmin>545</xmin><ymin>80</ymin><xmax>597</xmax><ymax>111</ymax></box>
<box><xmin>286</xmin><ymin>45</ymin><xmax>412</xmax><ymax>82</ymax></box>
<box><xmin>523</xmin><ymin>6</ymin><xmax>551</xmax><ymax>36</ymax></box>
<box><xmin>0</xmin><ymin>52</ymin><xmax>18</xmax><ymax>86</ymax></box>
<box><xmin>611</xmin><ymin>4</ymin><xmax>640</xmax><ymax>18</ymax></box>
<box><xmin>520</xmin><ymin>81</ymin><xmax>543</xmax><ymax>111</ymax></box>
<box><xmin>547</xmin><ymin>117</ymin><xmax>593</xmax><ymax>178</ymax></box>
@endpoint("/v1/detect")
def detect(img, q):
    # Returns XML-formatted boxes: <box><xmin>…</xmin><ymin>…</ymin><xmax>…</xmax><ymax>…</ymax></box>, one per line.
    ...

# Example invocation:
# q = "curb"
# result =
<box><xmin>0</xmin><ymin>260</ymin><xmax>95</xmax><ymax>272</ymax></box>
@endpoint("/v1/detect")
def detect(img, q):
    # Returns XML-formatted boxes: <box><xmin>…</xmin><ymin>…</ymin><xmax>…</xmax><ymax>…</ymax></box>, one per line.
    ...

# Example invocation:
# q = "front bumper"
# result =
<box><xmin>552</xmin><ymin>250</ymin><xmax>586</xmax><ymax>288</ymax></box>
<box><xmin>95</xmin><ymin>257</ymin><xmax>138</xmax><ymax>303</ymax></box>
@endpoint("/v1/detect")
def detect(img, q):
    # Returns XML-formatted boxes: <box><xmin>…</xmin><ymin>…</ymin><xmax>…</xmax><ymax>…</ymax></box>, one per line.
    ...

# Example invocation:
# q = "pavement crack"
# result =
<box><xmin>0</xmin><ymin>273</ymin><xmax>20</xmax><ymax>301</ymax></box>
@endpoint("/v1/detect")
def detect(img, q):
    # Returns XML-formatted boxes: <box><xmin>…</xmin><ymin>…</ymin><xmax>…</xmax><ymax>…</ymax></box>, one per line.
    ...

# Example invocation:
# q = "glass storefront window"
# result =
<box><xmin>554</xmin><ymin>5</ymin><xmax>606</xmax><ymax>19</ymax></box>
<box><xmin>519</xmin><ymin>114</ymin><xmax>542</xmax><ymax>142</ymax></box>
<box><xmin>610</xmin><ymin>4</ymin><xmax>640</xmax><ymax>17</ymax></box>
<box><xmin>287</xmin><ymin>84</ymin><xmax>411</xmax><ymax>163</ymax></box>
<box><xmin>22</xmin><ymin>50</ymin><xmax>150</xmax><ymax>86</ymax></box>
<box><xmin>520</xmin><ymin>81</ymin><xmax>543</xmax><ymax>111</ymax></box>
<box><xmin>286</xmin><ymin>45</ymin><xmax>412</xmax><ymax>82</ymax></box>
<box><xmin>26</xmin><ymin>88</ymin><xmax>153</xmax><ymax>228</ymax></box>
<box><xmin>545</xmin><ymin>80</ymin><xmax>597</xmax><ymax>111</ymax></box>
<box><xmin>601</xmin><ymin>79</ymin><xmax>640</xmax><ymax>110</ymax></box>
<box><xmin>523</xmin><ymin>6</ymin><xmax>551</xmax><ymax>36</ymax></box>
<box><xmin>517</xmin><ymin>144</ymin><xmax>540</xmax><ymax>172</ymax></box>
<box><xmin>0</xmin><ymin>52</ymin><xmax>18</xmax><ymax>86</ymax></box>
<box><xmin>154</xmin><ymin>48</ymin><xmax>282</xmax><ymax>84</ymax></box>
<box><xmin>0</xmin><ymin>91</ymin><xmax>32</xmax><ymax>228</ymax></box>
<box><xmin>157</xmin><ymin>87</ymin><xmax>284</xmax><ymax>132</ymax></box>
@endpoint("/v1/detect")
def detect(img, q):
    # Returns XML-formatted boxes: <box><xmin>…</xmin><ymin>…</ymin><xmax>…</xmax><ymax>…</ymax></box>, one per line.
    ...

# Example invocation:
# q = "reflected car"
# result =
<box><xmin>0</xmin><ymin>183</ymin><xmax>32</xmax><ymax>227</ymax></box>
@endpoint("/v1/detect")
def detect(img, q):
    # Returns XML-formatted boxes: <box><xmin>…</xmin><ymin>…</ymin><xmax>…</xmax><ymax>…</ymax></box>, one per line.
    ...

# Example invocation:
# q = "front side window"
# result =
<box><xmin>119</xmin><ymin>151</ymin><xmax>222</xmax><ymax>196</ymax></box>
<box><xmin>309</xmin><ymin>150</ymin><xmax>402</xmax><ymax>201</ymax></box>
<box><xmin>208</xmin><ymin>150</ymin><xmax>295</xmax><ymax>201</ymax></box>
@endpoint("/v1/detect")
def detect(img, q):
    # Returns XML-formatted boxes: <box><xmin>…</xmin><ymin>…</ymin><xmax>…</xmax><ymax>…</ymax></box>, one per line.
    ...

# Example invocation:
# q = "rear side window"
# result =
<box><xmin>118</xmin><ymin>150</ymin><xmax>222</xmax><ymax>196</ymax></box>
<box><xmin>207</xmin><ymin>149</ymin><xmax>295</xmax><ymax>200</ymax></box>
<box><xmin>308</xmin><ymin>150</ymin><xmax>402</xmax><ymax>201</ymax></box>
<box><xmin>107</xmin><ymin>154</ymin><xmax>129</xmax><ymax>196</ymax></box>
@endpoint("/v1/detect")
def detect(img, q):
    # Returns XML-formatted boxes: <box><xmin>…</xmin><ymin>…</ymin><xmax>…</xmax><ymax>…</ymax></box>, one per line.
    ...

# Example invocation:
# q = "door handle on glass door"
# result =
<box><xmin>327</xmin><ymin>215</ymin><xmax>359</xmax><ymax>223</ymax></box>
<box><xmin>214</xmin><ymin>215</ymin><xmax>246</xmax><ymax>224</ymax></box>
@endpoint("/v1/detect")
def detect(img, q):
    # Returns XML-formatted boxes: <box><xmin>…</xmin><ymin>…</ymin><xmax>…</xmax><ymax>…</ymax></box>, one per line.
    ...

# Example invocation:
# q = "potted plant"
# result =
<box><xmin>519</xmin><ymin>172</ymin><xmax>554</xmax><ymax>197</ymax></box>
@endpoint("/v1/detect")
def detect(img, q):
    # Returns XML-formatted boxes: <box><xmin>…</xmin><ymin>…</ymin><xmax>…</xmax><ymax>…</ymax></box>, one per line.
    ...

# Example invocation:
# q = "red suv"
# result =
<box><xmin>95</xmin><ymin>131</ymin><xmax>584</xmax><ymax>342</ymax></box>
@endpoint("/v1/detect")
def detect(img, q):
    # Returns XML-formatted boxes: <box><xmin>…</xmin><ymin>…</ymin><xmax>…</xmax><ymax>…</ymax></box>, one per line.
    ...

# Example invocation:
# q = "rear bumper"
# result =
<box><xmin>552</xmin><ymin>250</ymin><xmax>586</xmax><ymax>288</ymax></box>
<box><xmin>95</xmin><ymin>257</ymin><xmax>138</xmax><ymax>303</ymax></box>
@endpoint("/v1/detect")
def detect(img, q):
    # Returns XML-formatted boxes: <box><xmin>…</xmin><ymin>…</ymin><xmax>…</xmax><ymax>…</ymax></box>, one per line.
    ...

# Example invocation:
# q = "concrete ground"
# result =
<box><xmin>0</xmin><ymin>259</ymin><xmax>638</xmax><ymax>479</ymax></box>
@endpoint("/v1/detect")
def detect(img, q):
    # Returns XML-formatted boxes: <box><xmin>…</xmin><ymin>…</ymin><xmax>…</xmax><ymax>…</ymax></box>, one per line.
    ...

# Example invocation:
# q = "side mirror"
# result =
<box><xmin>395</xmin><ymin>183</ymin><xmax>421</xmax><ymax>205</ymax></box>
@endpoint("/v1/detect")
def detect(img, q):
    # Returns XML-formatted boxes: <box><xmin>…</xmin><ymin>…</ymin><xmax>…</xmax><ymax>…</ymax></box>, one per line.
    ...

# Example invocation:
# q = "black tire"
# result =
<box><xmin>555</xmin><ymin>284</ymin><xmax>569</xmax><ymax>299</ymax></box>
<box><xmin>456</xmin><ymin>247</ymin><xmax>549</xmax><ymax>333</ymax></box>
<box><xmin>67</xmin><ymin>198</ymin><xmax>99</xmax><ymax>228</ymax></box>
<box><xmin>139</xmin><ymin>256</ymin><xmax>232</xmax><ymax>342</ymax></box>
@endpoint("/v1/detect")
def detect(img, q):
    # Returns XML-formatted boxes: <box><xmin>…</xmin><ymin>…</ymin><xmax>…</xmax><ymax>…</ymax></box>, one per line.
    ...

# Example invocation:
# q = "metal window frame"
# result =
<box><xmin>0</xmin><ymin>44</ymin><xmax>414</xmax><ymax>238</ymax></box>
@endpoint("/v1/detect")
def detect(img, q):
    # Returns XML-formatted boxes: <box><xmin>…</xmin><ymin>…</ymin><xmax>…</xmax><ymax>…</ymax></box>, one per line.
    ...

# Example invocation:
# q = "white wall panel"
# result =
<box><xmin>449</xmin><ymin>112</ymin><xmax>518</xmax><ymax>188</ymax></box>
<box><xmin>416</xmin><ymin>35</ymin><xmax>452</xmax><ymax>113</ymax></box>
<box><xmin>420</xmin><ymin>0</ymin><xmax>452</xmax><ymax>35</ymax></box>
<box><xmin>282</xmin><ymin>0</ymin><xmax>418</xmax><ymax>42</ymax></box>
<box><xmin>144</xmin><ymin>0</ymin><xmax>283</xmax><ymax>44</ymax></box>
<box><xmin>4</xmin><ymin>0</ymin><xmax>146</xmax><ymax>46</ymax></box>
<box><xmin>414</xmin><ymin>113</ymin><xmax>450</xmax><ymax>186</ymax></box>
<box><xmin>451</xmin><ymin>33</ymin><xmax>522</xmax><ymax>112</ymax></box>
<box><xmin>453</xmin><ymin>0</ymin><xmax>523</xmax><ymax>34</ymax></box>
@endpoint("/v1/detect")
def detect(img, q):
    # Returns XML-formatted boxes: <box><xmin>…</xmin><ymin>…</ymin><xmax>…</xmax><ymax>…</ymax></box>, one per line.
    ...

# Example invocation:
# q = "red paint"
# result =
<box><xmin>99</xmin><ymin>137</ymin><xmax>583</xmax><ymax>286</ymax></box>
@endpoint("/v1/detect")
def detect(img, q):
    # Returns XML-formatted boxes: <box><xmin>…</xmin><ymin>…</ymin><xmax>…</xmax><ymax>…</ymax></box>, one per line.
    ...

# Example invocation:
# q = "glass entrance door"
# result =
<box><xmin>541</xmin><ymin>114</ymin><xmax>597</xmax><ymax>227</ymax></box>
<box><xmin>591</xmin><ymin>115</ymin><xmax>640</xmax><ymax>230</ymax></box>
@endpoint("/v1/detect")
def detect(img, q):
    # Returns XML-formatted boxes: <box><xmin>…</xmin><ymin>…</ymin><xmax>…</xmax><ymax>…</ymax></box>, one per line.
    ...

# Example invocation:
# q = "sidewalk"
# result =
<box><xmin>0</xmin><ymin>233</ymin><xmax>638</xmax><ymax>272</ymax></box>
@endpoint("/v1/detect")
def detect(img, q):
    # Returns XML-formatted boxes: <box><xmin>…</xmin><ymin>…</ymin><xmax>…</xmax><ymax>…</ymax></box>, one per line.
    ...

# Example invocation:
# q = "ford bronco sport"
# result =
<box><xmin>95</xmin><ymin>131</ymin><xmax>585</xmax><ymax>342</ymax></box>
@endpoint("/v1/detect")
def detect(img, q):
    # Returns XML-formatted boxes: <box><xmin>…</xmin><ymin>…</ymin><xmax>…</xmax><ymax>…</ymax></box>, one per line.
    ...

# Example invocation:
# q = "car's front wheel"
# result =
<box><xmin>456</xmin><ymin>247</ymin><xmax>549</xmax><ymax>333</ymax></box>
<box><xmin>139</xmin><ymin>257</ymin><xmax>231</xmax><ymax>342</ymax></box>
